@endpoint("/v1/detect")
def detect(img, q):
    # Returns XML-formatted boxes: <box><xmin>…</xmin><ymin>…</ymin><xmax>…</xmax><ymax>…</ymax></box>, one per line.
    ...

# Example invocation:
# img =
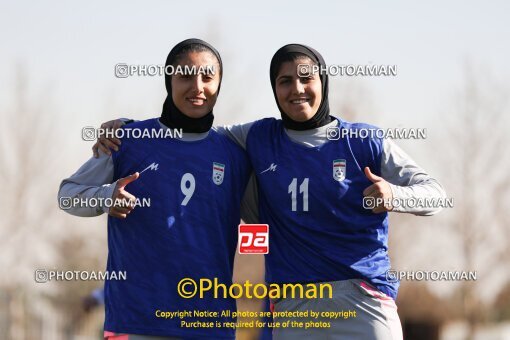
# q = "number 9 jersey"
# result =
<box><xmin>246</xmin><ymin>118</ymin><xmax>398</xmax><ymax>299</ymax></box>
<box><xmin>107</xmin><ymin>118</ymin><xmax>251</xmax><ymax>338</ymax></box>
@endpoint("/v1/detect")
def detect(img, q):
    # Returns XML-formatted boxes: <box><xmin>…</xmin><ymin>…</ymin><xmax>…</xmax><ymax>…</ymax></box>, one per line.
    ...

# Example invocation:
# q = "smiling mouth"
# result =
<box><xmin>290</xmin><ymin>98</ymin><xmax>310</xmax><ymax>104</ymax></box>
<box><xmin>187</xmin><ymin>98</ymin><xmax>206</xmax><ymax>105</ymax></box>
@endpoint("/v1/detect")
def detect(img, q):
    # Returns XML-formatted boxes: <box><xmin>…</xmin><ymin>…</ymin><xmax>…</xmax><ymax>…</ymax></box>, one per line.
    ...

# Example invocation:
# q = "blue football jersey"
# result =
<box><xmin>106</xmin><ymin>118</ymin><xmax>251</xmax><ymax>338</ymax></box>
<box><xmin>246</xmin><ymin>117</ymin><xmax>398</xmax><ymax>299</ymax></box>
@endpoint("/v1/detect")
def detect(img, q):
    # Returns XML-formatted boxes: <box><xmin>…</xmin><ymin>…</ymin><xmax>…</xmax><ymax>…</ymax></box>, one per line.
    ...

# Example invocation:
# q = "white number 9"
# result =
<box><xmin>180</xmin><ymin>173</ymin><xmax>195</xmax><ymax>206</ymax></box>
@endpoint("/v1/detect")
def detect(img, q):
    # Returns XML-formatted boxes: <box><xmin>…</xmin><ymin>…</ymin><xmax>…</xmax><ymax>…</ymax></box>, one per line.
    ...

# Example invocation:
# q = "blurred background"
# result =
<box><xmin>1</xmin><ymin>1</ymin><xmax>509</xmax><ymax>339</ymax></box>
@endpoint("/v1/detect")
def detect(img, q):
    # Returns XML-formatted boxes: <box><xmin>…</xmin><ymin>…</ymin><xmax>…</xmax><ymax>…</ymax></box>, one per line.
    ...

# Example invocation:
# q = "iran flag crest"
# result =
<box><xmin>333</xmin><ymin>159</ymin><xmax>346</xmax><ymax>181</ymax></box>
<box><xmin>212</xmin><ymin>162</ymin><xmax>225</xmax><ymax>185</ymax></box>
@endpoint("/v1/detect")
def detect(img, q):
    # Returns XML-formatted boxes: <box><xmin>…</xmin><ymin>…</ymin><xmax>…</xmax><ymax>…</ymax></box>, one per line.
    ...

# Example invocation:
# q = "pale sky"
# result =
<box><xmin>1</xmin><ymin>0</ymin><xmax>509</xmax><ymax>127</ymax></box>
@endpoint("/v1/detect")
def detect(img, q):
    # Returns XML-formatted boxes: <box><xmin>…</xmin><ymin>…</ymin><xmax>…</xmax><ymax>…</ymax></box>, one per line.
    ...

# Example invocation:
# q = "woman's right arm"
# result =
<box><xmin>92</xmin><ymin>119</ymin><xmax>133</xmax><ymax>157</ymax></box>
<box><xmin>214</xmin><ymin>122</ymin><xmax>256</xmax><ymax>150</ymax></box>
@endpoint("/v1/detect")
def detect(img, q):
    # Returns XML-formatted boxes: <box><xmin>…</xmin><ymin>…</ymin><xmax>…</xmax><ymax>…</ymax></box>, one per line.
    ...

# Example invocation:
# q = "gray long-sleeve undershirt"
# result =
<box><xmin>58</xmin><ymin>118</ymin><xmax>446</xmax><ymax>221</ymax></box>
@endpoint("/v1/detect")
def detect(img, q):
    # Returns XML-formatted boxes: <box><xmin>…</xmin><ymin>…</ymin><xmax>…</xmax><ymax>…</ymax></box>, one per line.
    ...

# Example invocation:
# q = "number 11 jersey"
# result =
<box><xmin>246</xmin><ymin>118</ymin><xmax>397</xmax><ymax>299</ymax></box>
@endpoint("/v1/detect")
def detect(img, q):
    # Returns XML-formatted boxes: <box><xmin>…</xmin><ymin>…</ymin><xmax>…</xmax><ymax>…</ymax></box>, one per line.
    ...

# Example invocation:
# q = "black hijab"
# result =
<box><xmin>270</xmin><ymin>44</ymin><xmax>331</xmax><ymax>130</ymax></box>
<box><xmin>160</xmin><ymin>38</ymin><xmax>222</xmax><ymax>133</ymax></box>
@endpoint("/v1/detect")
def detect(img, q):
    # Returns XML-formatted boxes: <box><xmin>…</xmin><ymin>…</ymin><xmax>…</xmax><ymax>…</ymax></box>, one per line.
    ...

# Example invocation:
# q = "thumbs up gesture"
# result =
<box><xmin>362</xmin><ymin>167</ymin><xmax>393</xmax><ymax>214</ymax></box>
<box><xmin>109</xmin><ymin>172</ymin><xmax>140</xmax><ymax>219</ymax></box>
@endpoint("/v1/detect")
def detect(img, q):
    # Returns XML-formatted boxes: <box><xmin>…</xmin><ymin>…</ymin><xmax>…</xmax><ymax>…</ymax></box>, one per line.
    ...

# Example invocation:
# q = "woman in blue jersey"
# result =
<box><xmin>246</xmin><ymin>44</ymin><xmax>446</xmax><ymax>340</ymax></box>
<box><xmin>96</xmin><ymin>44</ymin><xmax>446</xmax><ymax>340</ymax></box>
<box><xmin>244</xmin><ymin>44</ymin><xmax>410</xmax><ymax>340</ymax></box>
<box><xmin>58</xmin><ymin>39</ymin><xmax>252</xmax><ymax>339</ymax></box>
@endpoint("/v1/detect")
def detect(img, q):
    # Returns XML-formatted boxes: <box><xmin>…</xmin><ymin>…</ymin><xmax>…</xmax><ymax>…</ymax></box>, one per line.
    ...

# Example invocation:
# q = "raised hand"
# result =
<box><xmin>109</xmin><ymin>172</ymin><xmax>139</xmax><ymax>219</ymax></box>
<box><xmin>362</xmin><ymin>167</ymin><xmax>393</xmax><ymax>214</ymax></box>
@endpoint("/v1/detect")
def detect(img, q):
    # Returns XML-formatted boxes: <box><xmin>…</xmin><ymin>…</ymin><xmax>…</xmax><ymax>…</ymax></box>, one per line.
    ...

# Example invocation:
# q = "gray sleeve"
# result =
<box><xmin>381</xmin><ymin>139</ymin><xmax>447</xmax><ymax>216</ymax></box>
<box><xmin>57</xmin><ymin>151</ymin><xmax>117</xmax><ymax>217</ymax></box>
<box><xmin>215</xmin><ymin>122</ymin><xmax>257</xmax><ymax>221</ymax></box>
<box><xmin>240</xmin><ymin>173</ymin><xmax>259</xmax><ymax>224</ymax></box>
<box><xmin>215</xmin><ymin>122</ymin><xmax>255</xmax><ymax>150</ymax></box>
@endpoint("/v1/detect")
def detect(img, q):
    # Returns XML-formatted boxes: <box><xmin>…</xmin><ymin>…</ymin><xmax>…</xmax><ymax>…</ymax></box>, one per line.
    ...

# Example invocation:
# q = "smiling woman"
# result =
<box><xmin>170</xmin><ymin>51</ymin><xmax>221</xmax><ymax>118</ymax></box>
<box><xmin>58</xmin><ymin>38</ymin><xmax>252</xmax><ymax>339</ymax></box>
<box><xmin>274</xmin><ymin>57</ymin><xmax>322</xmax><ymax>122</ymax></box>
<box><xmin>161</xmin><ymin>39</ymin><xmax>223</xmax><ymax>131</ymax></box>
<box><xmin>269</xmin><ymin>44</ymin><xmax>331</xmax><ymax>130</ymax></box>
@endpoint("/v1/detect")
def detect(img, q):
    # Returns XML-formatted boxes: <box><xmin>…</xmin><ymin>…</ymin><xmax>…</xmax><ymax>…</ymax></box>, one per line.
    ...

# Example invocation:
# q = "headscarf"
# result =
<box><xmin>269</xmin><ymin>44</ymin><xmax>331</xmax><ymax>130</ymax></box>
<box><xmin>160</xmin><ymin>38</ymin><xmax>222</xmax><ymax>133</ymax></box>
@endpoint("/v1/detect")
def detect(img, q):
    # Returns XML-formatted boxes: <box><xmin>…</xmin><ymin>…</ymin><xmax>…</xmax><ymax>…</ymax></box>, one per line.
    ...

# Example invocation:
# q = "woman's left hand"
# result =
<box><xmin>362</xmin><ymin>167</ymin><xmax>393</xmax><ymax>214</ymax></box>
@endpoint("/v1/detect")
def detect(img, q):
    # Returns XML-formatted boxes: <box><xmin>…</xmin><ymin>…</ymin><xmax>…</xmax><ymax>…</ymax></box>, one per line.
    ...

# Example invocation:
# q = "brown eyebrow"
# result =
<box><xmin>276</xmin><ymin>75</ymin><xmax>293</xmax><ymax>82</ymax></box>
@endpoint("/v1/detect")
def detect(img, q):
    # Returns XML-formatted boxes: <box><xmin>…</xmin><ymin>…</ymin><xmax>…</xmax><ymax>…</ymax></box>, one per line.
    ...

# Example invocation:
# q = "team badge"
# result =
<box><xmin>212</xmin><ymin>162</ymin><xmax>225</xmax><ymax>185</ymax></box>
<box><xmin>333</xmin><ymin>159</ymin><xmax>346</xmax><ymax>181</ymax></box>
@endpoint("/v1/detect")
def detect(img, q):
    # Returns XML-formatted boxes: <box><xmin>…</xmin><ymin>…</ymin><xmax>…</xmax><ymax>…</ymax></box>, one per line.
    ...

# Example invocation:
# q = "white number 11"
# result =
<box><xmin>288</xmin><ymin>178</ymin><xmax>309</xmax><ymax>212</ymax></box>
